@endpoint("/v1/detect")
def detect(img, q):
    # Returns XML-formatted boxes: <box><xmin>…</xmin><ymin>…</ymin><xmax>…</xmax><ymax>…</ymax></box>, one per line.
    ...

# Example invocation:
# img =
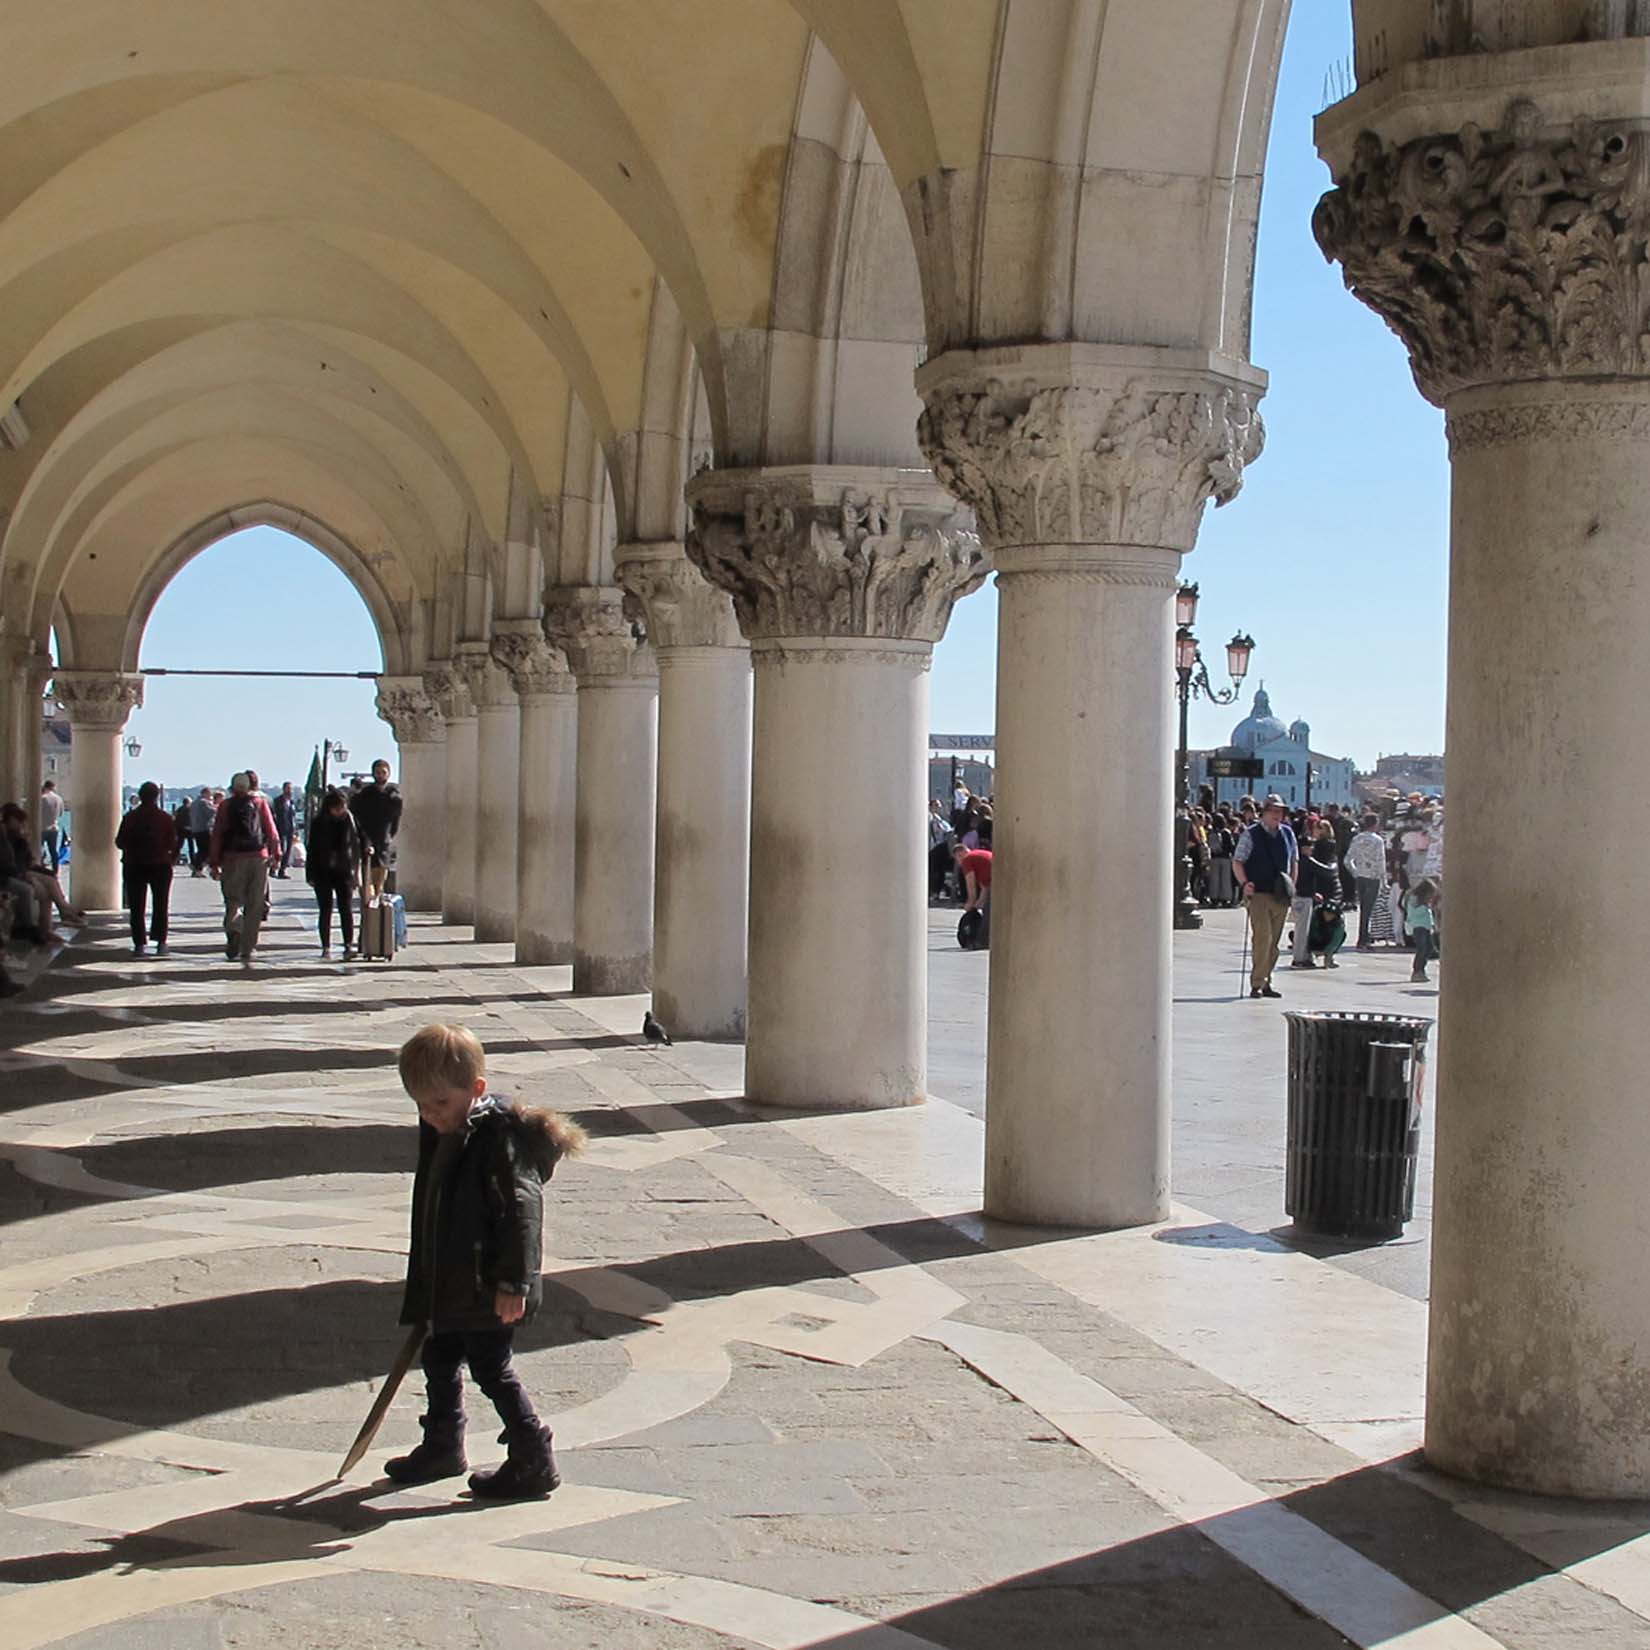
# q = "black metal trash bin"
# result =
<box><xmin>1283</xmin><ymin>1011</ymin><xmax>1433</xmax><ymax>1240</ymax></box>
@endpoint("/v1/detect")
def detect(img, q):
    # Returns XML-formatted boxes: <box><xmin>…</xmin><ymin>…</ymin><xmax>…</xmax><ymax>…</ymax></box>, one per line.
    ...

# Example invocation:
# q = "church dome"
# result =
<box><xmin>1231</xmin><ymin>686</ymin><xmax>1287</xmax><ymax>751</ymax></box>
<box><xmin>1288</xmin><ymin>718</ymin><xmax>1310</xmax><ymax>743</ymax></box>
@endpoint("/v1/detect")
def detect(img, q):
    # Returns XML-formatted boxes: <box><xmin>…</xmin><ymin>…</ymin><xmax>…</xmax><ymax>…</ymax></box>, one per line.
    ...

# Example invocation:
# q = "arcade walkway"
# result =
<box><xmin>0</xmin><ymin>883</ymin><xmax>1645</xmax><ymax>1649</ymax></box>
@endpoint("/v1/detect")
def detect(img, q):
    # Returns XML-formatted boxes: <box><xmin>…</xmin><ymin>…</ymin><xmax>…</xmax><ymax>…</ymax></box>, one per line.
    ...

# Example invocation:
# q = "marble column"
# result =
<box><xmin>460</xmin><ymin>647</ymin><xmax>520</xmax><ymax>946</ymax></box>
<box><xmin>0</xmin><ymin>635</ymin><xmax>41</xmax><ymax>802</ymax></box>
<box><xmin>917</xmin><ymin>346</ymin><xmax>1265</xmax><ymax>1223</ymax></box>
<box><xmin>1317</xmin><ymin>79</ymin><xmax>1650</xmax><ymax>1498</ymax></box>
<box><xmin>543</xmin><ymin>587</ymin><xmax>658</xmax><ymax>995</ymax></box>
<box><xmin>374</xmin><ymin>678</ymin><xmax>446</xmax><ymax>912</ymax></box>
<box><xmin>686</xmin><ymin>468</ymin><xmax>986</xmax><ymax>1108</ymax></box>
<box><xmin>492</xmin><ymin>627</ymin><xmax>577</xmax><ymax>967</ymax></box>
<box><xmin>425</xmin><ymin>663</ymin><xmax>477</xmax><ymax>928</ymax></box>
<box><xmin>51</xmin><ymin>671</ymin><xmax>144</xmax><ymax>913</ymax></box>
<box><xmin>617</xmin><ymin>544</ymin><xmax>752</xmax><ymax>1041</ymax></box>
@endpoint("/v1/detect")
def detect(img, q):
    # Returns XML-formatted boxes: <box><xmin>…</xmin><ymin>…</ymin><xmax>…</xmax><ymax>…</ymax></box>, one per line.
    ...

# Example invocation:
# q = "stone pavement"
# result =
<box><xmin>1</xmin><ymin>880</ymin><xmax>1648</xmax><ymax>1649</ymax></box>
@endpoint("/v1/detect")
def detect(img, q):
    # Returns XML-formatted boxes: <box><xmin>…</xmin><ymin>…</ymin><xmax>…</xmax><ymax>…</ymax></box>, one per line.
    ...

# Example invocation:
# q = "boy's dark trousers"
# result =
<box><xmin>421</xmin><ymin>1327</ymin><xmax>540</xmax><ymax>1432</ymax></box>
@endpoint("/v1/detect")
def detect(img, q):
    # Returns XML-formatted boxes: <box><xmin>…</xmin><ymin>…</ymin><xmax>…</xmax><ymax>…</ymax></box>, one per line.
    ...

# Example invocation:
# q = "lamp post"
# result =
<box><xmin>320</xmin><ymin>738</ymin><xmax>349</xmax><ymax>791</ymax></box>
<box><xmin>122</xmin><ymin>735</ymin><xmax>142</xmax><ymax>759</ymax></box>
<box><xmin>1173</xmin><ymin>583</ymin><xmax>1254</xmax><ymax>930</ymax></box>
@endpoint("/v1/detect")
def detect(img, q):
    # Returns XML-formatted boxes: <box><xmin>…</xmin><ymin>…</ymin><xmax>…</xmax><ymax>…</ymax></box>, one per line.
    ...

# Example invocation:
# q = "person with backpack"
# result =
<box><xmin>209</xmin><ymin>771</ymin><xmax>281</xmax><ymax>964</ymax></box>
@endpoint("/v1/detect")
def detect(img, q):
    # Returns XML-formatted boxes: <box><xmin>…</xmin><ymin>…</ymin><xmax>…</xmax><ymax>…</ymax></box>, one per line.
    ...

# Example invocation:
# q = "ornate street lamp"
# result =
<box><xmin>320</xmin><ymin>738</ymin><xmax>349</xmax><ymax>790</ymax></box>
<box><xmin>1173</xmin><ymin>585</ymin><xmax>1254</xmax><ymax>930</ymax></box>
<box><xmin>122</xmin><ymin>735</ymin><xmax>142</xmax><ymax>759</ymax></box>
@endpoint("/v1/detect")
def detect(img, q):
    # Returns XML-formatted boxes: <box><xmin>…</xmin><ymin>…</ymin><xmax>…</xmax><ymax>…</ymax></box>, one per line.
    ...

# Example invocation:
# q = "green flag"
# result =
<box><xmin>303</xmin><ymin>747</ymin><xmax>323</xmax><ymax>823</ymax></box>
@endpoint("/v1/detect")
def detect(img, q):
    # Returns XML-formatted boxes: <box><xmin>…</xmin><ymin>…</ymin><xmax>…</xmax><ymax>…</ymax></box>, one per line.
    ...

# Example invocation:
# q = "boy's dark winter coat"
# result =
<box><xmin>399</xmin><ymin>1097</ymin><xmax>580</xmax><ymax>1333</ymax></box>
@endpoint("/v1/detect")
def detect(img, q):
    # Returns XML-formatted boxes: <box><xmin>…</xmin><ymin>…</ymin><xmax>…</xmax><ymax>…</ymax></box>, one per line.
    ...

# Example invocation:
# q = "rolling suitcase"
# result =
<box><xmin>360</xmin><ymin>895</ymin><xmax>398</xmax><ymax>961</ymax></box>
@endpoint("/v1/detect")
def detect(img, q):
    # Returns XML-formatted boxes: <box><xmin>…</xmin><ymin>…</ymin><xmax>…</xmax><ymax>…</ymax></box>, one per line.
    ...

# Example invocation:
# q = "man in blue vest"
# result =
<box><xmin>1234</xmin><ymin>793</ymin><xmax>1297</xmax><ymax>999</ymax></box>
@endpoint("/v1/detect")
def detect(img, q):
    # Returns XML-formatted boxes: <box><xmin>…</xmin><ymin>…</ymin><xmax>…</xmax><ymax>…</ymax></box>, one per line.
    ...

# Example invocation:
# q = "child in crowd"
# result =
<box><xmin>388</xmin><ymin>1023</ymin><xmax>585</xmax><ymax>1499</ymax></box>
<box><xmin>1406</xmin><ymin>877</ymin><xmax>1440</xmax><ymax>983</ymax></box>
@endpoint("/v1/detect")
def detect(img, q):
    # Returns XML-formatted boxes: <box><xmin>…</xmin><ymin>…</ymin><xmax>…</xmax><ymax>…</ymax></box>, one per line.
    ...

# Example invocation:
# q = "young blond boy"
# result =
<box><xmin>389</xmin><ymin>1023</ymin><xmax>584</xmax><ymax>1498</ymax></box>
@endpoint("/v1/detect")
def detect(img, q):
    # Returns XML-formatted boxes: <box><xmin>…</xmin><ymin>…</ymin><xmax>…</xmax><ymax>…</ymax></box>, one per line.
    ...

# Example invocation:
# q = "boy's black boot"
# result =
<box><xmin>468</xmin><ymin>1423</ymin><xmax>560</xmax><ymax>1500</ymax></box>
<box><xmin>384</xmin><ymin>1413</ymin><xmax>468</xmax><ymax>1484</ymax></box>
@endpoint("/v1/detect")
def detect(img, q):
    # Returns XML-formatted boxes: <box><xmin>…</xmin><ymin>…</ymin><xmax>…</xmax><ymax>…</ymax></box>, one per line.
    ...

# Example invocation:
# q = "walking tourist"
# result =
<box><xmin>209</xmin><ymin>772</ymin><xmax>280</xmax><ymax>964</ymax></box>
<box><xmin>1300</xmin><ymin>820</ymin><xmax>1346</xmax><ymax>969</ymax></box>
<box><xmin>1207</xmin><ymin>811</ymin><xmax>1236</xmax><ymax>906</ymax></box>
<box><xmin>272</xmin><ymin>780</ymin><xmax>299</xmax><ymax>878</ymax></box>
<box><xmin>927</xmin><ymin>798</ymin><xmax>952</xmax><ymax>900</ymax></box>
<box><xmin>385</xmin><ymin>1023</ymin><xmax>585</xmax><ymax>1498</ymax></box>
<box><xmin>38</xmin><ymin>780</ymin><xmax>64</xmax><ymax>872</ymax></box>
<box><xmin>115</xmin><ymin>781</ymin><xmax>178</xmax><ymax>956</ymax></box>
<box><xmin>350</xmin><ymin>759</ymin><xmax>403</xmax><ymax>899</ymax></box>
<box><xmin>1407</xmin><ymin>877</ymin><xmax>1440</xmax><ymax>983</ymax></box>
<box><xmin>306</xmin><ymin>787</ymin><xmax>361</xmax><ymax>959</ymax></box>
<box><xmin>186</xmin><ymin>787</ymin><xmax>215</xmax><ymax>875</ymax></box>
<box><xmin>1235</xmin><ymin>793</ymin><xmax>1296</xmax><ymax>999</ymax></box>
<box><xmin>1346</xmin><ymin>812</ymin><xmax>1387</xmax><ymax>949</ymax></box>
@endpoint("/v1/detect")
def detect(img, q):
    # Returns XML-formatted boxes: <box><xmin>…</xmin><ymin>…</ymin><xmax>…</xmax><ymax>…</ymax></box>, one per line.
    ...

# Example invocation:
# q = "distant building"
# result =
<box><xmin>41</xmin><ymin>710</ymin><xmax>71</xmax><ymax>801</ymax></box>
<box><xmin>1369</xmin><ymin>752</ymin><xmax>1446</xmax><ymax>795</ymax></box>
<box><xmin>1189</xmin><ymin>687</ymin><xmax>1357</xmax><ymax>810</ymax></box>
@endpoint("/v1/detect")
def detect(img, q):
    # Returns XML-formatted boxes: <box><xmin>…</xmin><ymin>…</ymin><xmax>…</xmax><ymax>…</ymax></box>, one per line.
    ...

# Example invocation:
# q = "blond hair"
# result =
<box><xmin>398</xmin><ymin>1023</ymin><xmax>486</xmax><ymax>1096</ymax></box>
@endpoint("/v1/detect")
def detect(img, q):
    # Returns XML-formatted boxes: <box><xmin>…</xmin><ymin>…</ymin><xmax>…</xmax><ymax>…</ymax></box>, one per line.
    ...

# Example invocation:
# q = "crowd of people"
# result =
<box><xmin>1214</xmin><ymin>791</ymin><xmax>1444</xmax><ymax>998</ymax></box>
<box><xmin>928</xmin><ymin>782</ymin><xmax>994</xmax><ymax>948</ymax></box>
<box><xmin>122</xmin><ymin>761</ymin><xmax>404</xmax><ymax>964</ymax></box>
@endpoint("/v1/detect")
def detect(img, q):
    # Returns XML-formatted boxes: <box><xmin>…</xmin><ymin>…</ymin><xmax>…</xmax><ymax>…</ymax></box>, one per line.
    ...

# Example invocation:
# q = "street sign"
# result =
<box><xmin>1207</xmin><ymin>754</ymin><xmax>1265</xmax><ymax>780</ymax></box>
<box><xmin>929</xmin><ymin>735</ymin><xmax>995</xmax><ymax>750</ymax></box>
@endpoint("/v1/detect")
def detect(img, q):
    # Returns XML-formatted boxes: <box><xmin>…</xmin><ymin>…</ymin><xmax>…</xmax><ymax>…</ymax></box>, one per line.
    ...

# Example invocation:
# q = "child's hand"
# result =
<box><xmin>494</xmin><ymin>1289</ymin><xmax>526</xmax><ymax>1324</ymax></box>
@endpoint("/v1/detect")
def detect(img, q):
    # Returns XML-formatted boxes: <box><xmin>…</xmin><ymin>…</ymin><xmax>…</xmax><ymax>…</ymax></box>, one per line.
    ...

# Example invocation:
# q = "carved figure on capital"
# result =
<box><xmin>455</xmin><ymin>645</ymin><xmax>516</xmax><ymax>711</ymax></box>
<box><xmin>615</xmin><ymin>548</ymin><xmax>743</xmax><ymax>651</ymax></box>
<box><xmin>423</xmin><ymin>661</ymin><xmax>475</xmax><ymax>724</ymax></box>
<box><xmin>374</xmin><ymin>678</ymin><xmax>444</xmax><ymax>745</ymax></box>
<box><xmin>51</xmin><ymin>671</ymin><xmax>144</xmax><ymax>729</ymax></box>
<box><xmin>490</xmin><ymin>626</ymin><xmax>574</xmax><ymax>700</ymax></box>
<box><xmin>542</xmin><ymin>586</ymin><xmax>656</xmax><ymax>682</ymax></box>
<box><xmin>917</xmin><ymin>377</ymin><xmax>1262</xmax><ymax>553</ymax></box>
<box><xmin>684</xmin><ymin>471</ymin><xmax>986</xmax><ymax>644</ymax></box>
<box><xmin>1314</xmin><ymin>98</ymin><xmax>1650</xmax><ymax>404</ymax></box>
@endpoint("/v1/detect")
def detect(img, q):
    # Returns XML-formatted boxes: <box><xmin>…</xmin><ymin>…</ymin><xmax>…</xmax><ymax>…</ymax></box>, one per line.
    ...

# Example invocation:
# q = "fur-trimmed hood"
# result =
<box><xmin>470</xmin><ymin>1094</ymin><xmax>587</xmax><ymax>1176</ymax></box>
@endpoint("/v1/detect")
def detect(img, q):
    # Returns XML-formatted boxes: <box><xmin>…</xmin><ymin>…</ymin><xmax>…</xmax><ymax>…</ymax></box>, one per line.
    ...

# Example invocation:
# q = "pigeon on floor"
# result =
<box><xmin>642</xmin><ymin>1010</ymin><xmax>672</xmax><ymax>1046</ymax></box>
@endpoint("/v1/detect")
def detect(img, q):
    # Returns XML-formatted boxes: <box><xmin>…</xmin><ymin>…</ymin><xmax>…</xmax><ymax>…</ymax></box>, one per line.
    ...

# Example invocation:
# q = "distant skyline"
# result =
<box><xmin>108</xmin><ymin>5</ymin><xmax>1442</xmax><ymax>795</ymax></box>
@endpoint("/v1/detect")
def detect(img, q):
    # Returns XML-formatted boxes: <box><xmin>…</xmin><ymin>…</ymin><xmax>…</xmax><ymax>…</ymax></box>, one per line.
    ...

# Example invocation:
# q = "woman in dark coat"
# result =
<box><xmin>305</xmin><ymin>787</ymin><xmax>360</xmax><ymax>958</ymax></box>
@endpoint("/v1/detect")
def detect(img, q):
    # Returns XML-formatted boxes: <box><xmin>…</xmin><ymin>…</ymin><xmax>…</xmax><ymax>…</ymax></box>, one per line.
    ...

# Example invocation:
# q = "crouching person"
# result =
<box><xmin>388</xmin><ymin>1022</ymin><xmax>586</xmax><ymax>1498</ymax></box>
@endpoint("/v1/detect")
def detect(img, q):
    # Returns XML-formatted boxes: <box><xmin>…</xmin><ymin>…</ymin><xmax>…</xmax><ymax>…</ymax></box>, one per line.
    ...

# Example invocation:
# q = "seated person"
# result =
<box><xmin>1</xmin><ymin>803</ymin><xmax>84</xmax><ymax>928</ymax></box>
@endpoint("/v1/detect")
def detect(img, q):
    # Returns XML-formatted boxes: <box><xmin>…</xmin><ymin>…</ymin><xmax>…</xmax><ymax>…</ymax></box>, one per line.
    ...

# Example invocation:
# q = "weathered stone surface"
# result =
<box><xmin>373</xmin><ymin>676</ymin><xmax>442</xmax><ymax>744</ymax></box>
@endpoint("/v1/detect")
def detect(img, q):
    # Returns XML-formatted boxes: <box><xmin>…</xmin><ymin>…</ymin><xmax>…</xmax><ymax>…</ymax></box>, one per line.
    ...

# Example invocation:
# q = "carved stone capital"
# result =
<box><xmin>490</xmin><ymin>623</ymin><xmax>574</xmax><ymax>701</ymax></box>
<box><xmin>541</xmin><ymin>586</ymin><xmax>656</xmax><ymax>683</ymax></box>
<box><xmin>455</xmin><ymin>643</ymin><xmax>515</xmax><ymax>711</ymax></box>
<box><xmin>375</xmin><ymin>677</ymin><xmax>443</xmax><ymax>744</ymax></box>
<box><xmin>52</xmin><ymin>670</ymin><xmax>144</xmax><ymax>729</ymax></box>
<box><xmin>423</xmin><ymin>661</ymin><xmax>474</xmax><ymax>723</ymax></box>
<box><xmin>1314</xmin><ymin>97</ymin><xmax>1650</xmax><ymax>406</ymax></box>
<box><xmin>684</xmin><ymin>467</ymin><xmax>986</xmax><ymax>643</ymax></box>
<box><xmin>916</xmin><ymin>346</ymin><xmax>1265</xmax><ymax>556</ymax></box>
<box><xmin>615</xmin><ymin>543</ymin><xmax>744</xmax><ymax>651</ymax></box>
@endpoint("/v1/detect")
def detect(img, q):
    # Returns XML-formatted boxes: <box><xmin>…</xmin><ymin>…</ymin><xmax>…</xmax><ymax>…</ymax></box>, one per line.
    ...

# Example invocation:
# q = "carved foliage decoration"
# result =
<box><xmin>374</xmin><ymin>679</ymin><xmax>443</xmax><ymax>743</ymax></box>
<box><xmin>541</xmin><ymin>587</ymin><xmax>654</xmax><ymax>681</ymax></box>
<box><xmin>686</xmin><ymin>480</ymin><xmax>986</xmax><ymax>644</ymax></box>
<box><xmin>52</xmin><ymin>672</ymin><xmax>143</xmax><ymax>728</ymax></box>
<box><xmin>490</xmin><ymin>627</ymin><xmax>573</xmax><ymax>699</ymax></box>
<box><xmin>1314</xmin><ymin>99</ymin><xmax>1650</xmax><ymax>406</ymax></box>
<box><xmin>916</xmin><ymin>379</ymin><xmax>1263</xmax><ymax>553</ymax></box>
<box><xmin>615</xmin><ymin>553</ymin><xmax>743</xmax><ymax>651</ymax></box>
<box><xmin>423</xmin><ymin>662</ymin><xmax>474</xmax><ymax>723</ymax></box>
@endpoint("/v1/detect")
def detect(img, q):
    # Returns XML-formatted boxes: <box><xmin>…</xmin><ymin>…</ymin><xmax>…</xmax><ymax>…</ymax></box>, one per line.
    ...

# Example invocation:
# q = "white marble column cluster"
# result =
<box><xmin>491</xmin><ymin>626</ymin><xmax>576</xmax><ymax>966</ymax></box>
<box><xmin>50</xmin><ymin>671</ymin><xmax>144</xmax><ymax>913</ymax></box>
<box><xmin>543</xmin><ymin>586</ymin><xmax>658</xmax><ymax>995</ymax></box>
<box><xmin>1316</xmin><ymin>74</ymin><xmax>1650</xmax><ymax>1498</ymax></box>
<box><xmin>617</xmin><ymin>544</ymin><xmax>751</xmax><ymax>1041</ymax></box>
<box><xmin>686</xmin><ymin>467</ymin><xmax>985</xmax><ymax>1110</ymax></box>
<box><xmin>917</xmin><ymin>345</ymin><xmax>1265</xmax><ymax>1227</ymax></box>
<box><xmin>424</xmin><ymin>661</ymin><xmax>477</xmax><ymax>928</ymax></box>
<box><xmin>459</xmin><ymin>645</ymin><xmax>520</xmax><ymax>946</ymax></box>
<box><xmin>0</xmin><ymin>636</ymin><xmax>50</xmax><ymax>804</ymax></box>
<box><xmin>372</xmin><ymin>677</ymin><xmax>446</xmax><ymax>912</ymax></box>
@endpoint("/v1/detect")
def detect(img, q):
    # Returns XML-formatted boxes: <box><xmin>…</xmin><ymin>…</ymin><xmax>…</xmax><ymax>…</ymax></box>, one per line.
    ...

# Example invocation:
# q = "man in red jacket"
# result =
<box><xmin>209</xmin><ymin>771</ymin><xmax>281</xmax><ymax>965</ymax></box>
<box><xmin>116</xmin><ymin>782</ymin><xmax>179</xmax><ymax>957</ymax></box>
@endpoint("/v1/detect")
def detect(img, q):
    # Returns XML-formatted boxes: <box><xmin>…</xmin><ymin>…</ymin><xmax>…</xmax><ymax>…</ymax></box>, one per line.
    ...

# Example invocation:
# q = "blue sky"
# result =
<box><xmin>122</xmin><ymin>3</ymin><xmax>1442</xmax><ymax>792</ymax></box>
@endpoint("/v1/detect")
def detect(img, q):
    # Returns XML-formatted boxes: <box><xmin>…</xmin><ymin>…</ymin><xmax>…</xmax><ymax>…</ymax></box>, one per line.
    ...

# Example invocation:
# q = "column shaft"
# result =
<box><xmin>572</xmin><ymin>679</ymin><xmax>657</xmax><ymax>994</ymax></box>
<box><xmin>442</xmin><ymin>716</ymin><xmax>479</xmax><ymax>927</ymax></box>
<box><xmin>985</xmin><ymin>553</ymin><xmax>1177</xmax><ymax>1226</ymax></box>
<box><xmin>67</xmin><ymin>724</ymin><xmax>121</xmax><ymax>912</ymax></box>
<box><xmin>393</xmin><ymin>738</ymin><xmax>447</xmax><ymax>911</ymax></box>
<box><xmin>747</xmin><ymin>639</ymin><xmax>928</xmax><ymax>1107</ymax></box>
<box><xmin>474</xmin><ymin>699</ymin><xmax>520</xmax><ymax>944</ymax></box>
<box><xmin>516</xmin><ymin>689</ymin><xmax>576</xmax><ymax>965</ymax></box>
<box><xmin>1427</xmin><ymin>384</ymin><xmax>1650</xmax><ymax>1495</ymax></box>
<box><xmin>654</xmin><ymin>647</ymin><xmax>751</xmax><ymax>1040</ymax></box>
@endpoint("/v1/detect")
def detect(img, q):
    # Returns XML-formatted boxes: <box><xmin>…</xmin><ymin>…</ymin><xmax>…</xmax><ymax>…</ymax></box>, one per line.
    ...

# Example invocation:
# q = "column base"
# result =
<box><xmin>517</xmin><ymin>934</ymin><xmax>574</xmax><ymax>967</ymax></box>
<box><xmin>573</xmin><ymin>953</ymin><xmax>651</xmax><ymax>996</ymax></box>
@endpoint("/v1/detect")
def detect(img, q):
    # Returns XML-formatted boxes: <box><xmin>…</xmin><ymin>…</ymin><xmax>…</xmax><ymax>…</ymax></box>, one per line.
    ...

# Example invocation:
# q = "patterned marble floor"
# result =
<box><xmin>1</xmin><ymin>879</ymin><xmax>1647</xmax><ymax>1650</ymax></box>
